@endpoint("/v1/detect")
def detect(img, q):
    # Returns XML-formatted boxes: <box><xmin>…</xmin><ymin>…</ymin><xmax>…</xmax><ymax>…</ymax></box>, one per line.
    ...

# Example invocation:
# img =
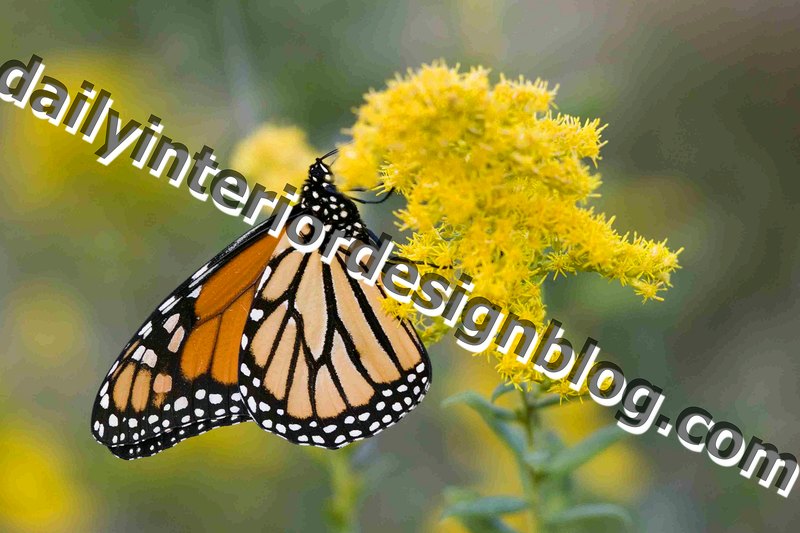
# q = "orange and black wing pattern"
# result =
<box><xmin>92</xmin><ymin>156</ymin><xmax>433</xmax><ymax>459</ymax></box>
<box><xmin>91</xmin><ymin>219</ymin><xmax>282</xmax><ymax>459</ymax></box>
<box><xmin>238</xmin><ymin>234</ymin><xmax>431</xmax><ymax>449</ymax></box>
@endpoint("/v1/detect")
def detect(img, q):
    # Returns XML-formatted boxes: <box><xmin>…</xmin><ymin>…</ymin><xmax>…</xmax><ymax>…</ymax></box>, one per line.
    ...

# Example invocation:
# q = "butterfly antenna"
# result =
<box><xmin>318</xmin><ymin>148</ymin><xmax>339</xmax><ymax>161</ymax></box>
<box><xmin>350</xmin><ymin>187</ymin><xmax>396</xmax><ymax>205</ymax></box>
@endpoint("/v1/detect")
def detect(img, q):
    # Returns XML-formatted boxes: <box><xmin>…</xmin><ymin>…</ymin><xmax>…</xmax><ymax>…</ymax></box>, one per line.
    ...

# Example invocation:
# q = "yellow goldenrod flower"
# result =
<box><xmin>0</xmin><ymin>422</ymin><xmax>91</xmax><ymax>532</ymax></box>
<box><xmin>334</xmin><ymin>61</ymin><xmax>682</xmax><ymax>388</ymax></box>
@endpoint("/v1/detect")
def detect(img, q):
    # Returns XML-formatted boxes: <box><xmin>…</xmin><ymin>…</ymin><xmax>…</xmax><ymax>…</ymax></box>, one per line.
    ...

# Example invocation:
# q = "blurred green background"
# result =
<box><xmin>1</xmin><ymin>1</ymin><xmax>798</xmax><ymax>531</ymax></box>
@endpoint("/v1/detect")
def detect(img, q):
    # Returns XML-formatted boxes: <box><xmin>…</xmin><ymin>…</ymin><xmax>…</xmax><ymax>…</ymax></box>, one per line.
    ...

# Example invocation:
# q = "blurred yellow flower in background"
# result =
<box><xmin>0</xmin><ymin>50</ymin><xmax>153</xmax><ymax>220</ymax></box>
<box><xmin>0</xmin><ymin>280</ymin><xmax>95</xmax><ymax>397</ymax></box>
<box><xmin>231</xmin><ymin>124</ymin><xmax>318</xmax><ymax>192</ymax></box>
<box><xmin>0</xmin><ymin>420</ymin><xmax>91</xmax><ymax>533</ymax></box>
<box><xmin>2</xmin><ymin>280</ymin><xmax>90</xmax><ymax>364</ymax></box>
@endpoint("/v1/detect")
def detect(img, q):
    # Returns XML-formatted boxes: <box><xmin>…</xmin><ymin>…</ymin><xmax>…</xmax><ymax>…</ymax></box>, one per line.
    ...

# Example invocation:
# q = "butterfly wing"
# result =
<box><xmin>238</xmin><ymin>235</ymin><xmax>432</xmax><ymax>449</ymax></box>
<box><xmin>91</xmin><ymin>219</ymin><xmax>283</xmax><ymax>459</ymax></box>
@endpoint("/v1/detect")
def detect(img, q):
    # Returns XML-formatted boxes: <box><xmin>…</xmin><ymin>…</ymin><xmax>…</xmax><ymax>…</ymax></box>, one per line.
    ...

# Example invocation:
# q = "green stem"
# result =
<box><xmin>519</xmin><ymin>388</ymin><xmax>544</xmax><ymax>533</ymax></box>
<box><xmin>325</xmin><ymin>449</ymin><xmax>363</xmax><ymax>533</ymax></box>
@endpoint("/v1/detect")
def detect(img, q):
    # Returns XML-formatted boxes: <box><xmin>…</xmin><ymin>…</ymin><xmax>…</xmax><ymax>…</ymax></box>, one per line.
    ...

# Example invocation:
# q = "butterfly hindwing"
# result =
<box><xmin>238</xmin><ymin>235</ymin><xmax>432</xmax><ymax>449</ymax></box>
<box><xmin>91</xmin><ymin>218</ymin><xmax>283</xmax><ymax>459</ymax></box>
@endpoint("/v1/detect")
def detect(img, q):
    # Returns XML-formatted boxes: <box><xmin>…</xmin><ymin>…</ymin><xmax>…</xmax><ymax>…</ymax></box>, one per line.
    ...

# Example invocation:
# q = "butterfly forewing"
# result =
<box><xmin>91</xmin><ymin>218</ymin><xmax>282</xmax><ymax>459</ymax></box>
<box><xmin>238</xmin><ymin>236</ymin><xmax>432</xmax><ymax>449</ymax></box>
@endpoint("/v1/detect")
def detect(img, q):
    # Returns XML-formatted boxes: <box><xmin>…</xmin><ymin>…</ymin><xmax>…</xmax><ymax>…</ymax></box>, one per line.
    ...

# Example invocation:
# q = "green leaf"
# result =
<box><xmin>443</xmin><ymin>392</ymin><xmax>518</xmax><ymax>420</ymax></box>
<box><xmin>529</xmin><ymin>424</ymin><xmax>627</xmax><ymax>475</ymax></box>
<box><xmin>441</xmin><ymin>488</ymin><xmax>524</xmax><ymax>533</ymax></box>
<box><xmin>442</xmin><ymin>496</ymin><xmax>529</xmax><ymax>519</ymax></box>
<box><xmin>442</xmin><ymin>392</ymin><xmax>525</xmax><ymax>457</ymax></box>
<box><xmin>523</xmin><ymin>448</ymin><xmax>550</xmax><ymax>471</ymax></box>
<box><xmin>491</xmin><ymin>382</ymin><xmax>517</xmax><ymax>403</ymax></box>
<box><xmin>546</xmin><ymin>503</ymin><xmax>634</xmax><ymax>530</ymax></box>
<box><xmin>360</xmin><ymin>456</ymin><xmax>398</xmax><ymax>494</ymax></box>
<box><xmin>531</xmin><ymin>394</ymin><xmax>564</xmax><ymax>408</ymax></box>
<box><xmin>455</xmin><ymin>516</ymin><xmax>520</xmax><ymax>533</ymax></box>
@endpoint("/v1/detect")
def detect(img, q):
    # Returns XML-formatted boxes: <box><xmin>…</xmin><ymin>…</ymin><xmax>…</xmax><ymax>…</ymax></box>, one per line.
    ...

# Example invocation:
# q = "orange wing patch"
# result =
<box><xmin>195</xmin><ymin>233</ymin><xmax>280</xmax><ymax>319</ymax></box>
<box><xmin>112</xmin><ymin>364</ymin><xmax>136</xmax><ymax>410</ymax></box>
<box><xmin>180</xmin><ymin>317</ymin><xmax>219</xmax><ymax>379</ymax></box>
<box><xmin>178</xmin><ymin>236</ymin><xmax>282</xmax><ymax>385</ymax></box>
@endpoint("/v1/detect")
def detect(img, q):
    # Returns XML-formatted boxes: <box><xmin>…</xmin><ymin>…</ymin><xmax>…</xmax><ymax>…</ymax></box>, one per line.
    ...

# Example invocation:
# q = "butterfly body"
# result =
<box><xmin>91</xmin><ymin>157</ymin><xmax>431</xmax><ymax>459</ymax></box>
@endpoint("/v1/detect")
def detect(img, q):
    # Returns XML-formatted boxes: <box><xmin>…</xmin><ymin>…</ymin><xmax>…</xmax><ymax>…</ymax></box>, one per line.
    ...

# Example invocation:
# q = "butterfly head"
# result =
<box><xmin>308</xmin><ymin>159</ymin><xmax>335</xmax><ymax>185</ymax></box>
<box><xmin>299</xmin><ymin>150</ymin><xmax>368</xmax><ymax>240</ymax></box>
<box><xmin>307</xmin><ymin>148</ymin><xmax>338</xmax><ymax>186</ymax></box>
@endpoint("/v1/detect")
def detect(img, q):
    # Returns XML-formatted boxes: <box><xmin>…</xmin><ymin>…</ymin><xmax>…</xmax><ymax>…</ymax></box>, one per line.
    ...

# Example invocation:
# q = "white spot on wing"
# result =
<box><xmin>164</xmin><ymin>313</ymin><xmax>180</xmax><ymax>333</ymax></box>
<box><xmin>132</xmin><ymin>345</ymin><xmax>145</xmax><ymax>361</ymax></box>
<box><xmin>256</xmin><ymin>266</ymin><xmax>272</xmax><ymax>294</ymax></box>
<box><xmin>191</xmin><ymin>264</ymin><xmax>209</xmax><ymax>280</ymax></box>
<box><xmin>142</xmin><ymin>349</ymin><xmax>158</xmax><ymax>368</ymax></box>
<box><xmin>158</xmin><ymin>296</ymin><xmax>176</xmax><ymax>312</ymax></box>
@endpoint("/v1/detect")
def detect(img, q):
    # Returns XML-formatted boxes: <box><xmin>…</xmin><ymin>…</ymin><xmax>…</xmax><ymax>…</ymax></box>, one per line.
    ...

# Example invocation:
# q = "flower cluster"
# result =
<box><xmin>334</xmin><ymin>62</ymin><xmax>682</xmax><ymax>389</ymax></box>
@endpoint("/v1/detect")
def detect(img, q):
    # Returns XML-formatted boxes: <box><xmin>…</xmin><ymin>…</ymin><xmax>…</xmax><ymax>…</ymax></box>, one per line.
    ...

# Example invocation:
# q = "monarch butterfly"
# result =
<box><xmin>90</xmin><ymin>152</ymin><xmax>431</xmax><ymax>459</ymax></box>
